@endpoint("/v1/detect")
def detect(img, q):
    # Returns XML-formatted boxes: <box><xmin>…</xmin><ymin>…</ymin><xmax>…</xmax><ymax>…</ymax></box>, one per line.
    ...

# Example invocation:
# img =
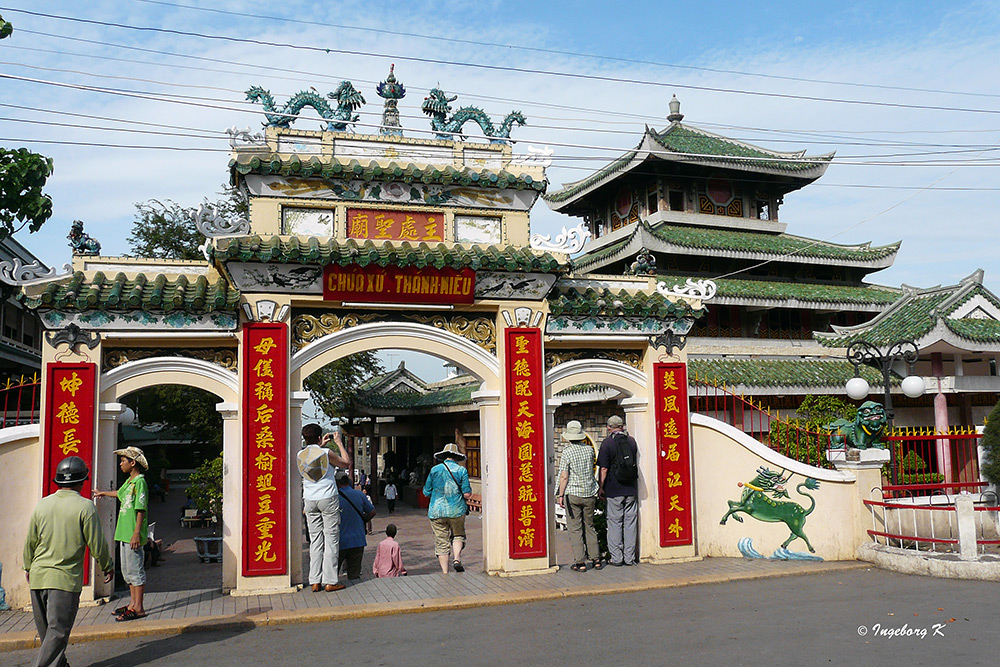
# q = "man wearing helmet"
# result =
<box><xmin>23</xmin><ymin>455</ymin><xmax>114</xmax><ymax>667</ymax></box>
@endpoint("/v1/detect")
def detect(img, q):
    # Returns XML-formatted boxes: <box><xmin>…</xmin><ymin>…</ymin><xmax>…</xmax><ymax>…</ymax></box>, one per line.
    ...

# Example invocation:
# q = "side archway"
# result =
<box><xmin>546</xmin><ymin>358</ymin><xmax>646</xmax><ymax>397</ymax></box>
<box><xmin>100</xmin><ymin>357</ymin><xmax>238</xmax><ymax>403</ymax></box>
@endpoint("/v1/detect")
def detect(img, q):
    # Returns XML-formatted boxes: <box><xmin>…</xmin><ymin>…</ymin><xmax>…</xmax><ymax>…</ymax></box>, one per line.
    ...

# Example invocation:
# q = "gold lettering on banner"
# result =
<box><xmin>518</xmin><ymin>462</ymin><xmax>533</xmax><ymax>482</ymax></box>
<box><xmin>667</xmin><ymin>518</ymin><xmax>683</xmax><ymax>538</ymax></box>
<box><xmin>55</xmin><ymin>401</ymin><xmax>80</xmax><ymax>425</ymax></box>
<box><xmin>255</xmin><ymin>516</ymin><xmax>277</xmax><ymax>540</ymax></box>
<box><xmin>255</xmin><ymin>451</ymin><xmax>277</xmax><ymax>471</ymax></box>
<box><xmin>253</xmin><ymin>338</ymin><xmax>277</xmax><ymax>355</ymax></box>
<box><xmin>517</xmin><ymin>486</ymin><xmax>538</xmax><ymax>502</ymax></box>
<box><xmin>253</xmin><ymin>359</ymin><xmax>274</xmax><ymax>378</ymax></box>
<box><xmin>254</xmin><ymin>541</ymin><xmax>277</xmax><ymax>563</ymax></box>
<box><xmin>59</xmin><ymin>372</ymin><xmax>83</xmax><ymax>397</ymax></box>
<box><xmin>516</xmin><ymin>400</ymin><xmax>534</xmax><ymax>419</ymax></box>
<box><xmin>517</xmin><ymin>527</ymin><xmax>535</xmax><ymax>548</ymax></box>
<box><xmin>59</xmin><ymin>428</ymin><xmax>82</xmax><ymax>455</ymax></box>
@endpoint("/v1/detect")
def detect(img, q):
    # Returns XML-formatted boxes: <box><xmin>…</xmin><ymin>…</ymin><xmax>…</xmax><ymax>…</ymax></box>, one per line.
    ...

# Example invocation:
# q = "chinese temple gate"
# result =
<box><xmin>9</xmin><ymin>74</ymin><xmax>714</xmax><ymax>601</ymax></box>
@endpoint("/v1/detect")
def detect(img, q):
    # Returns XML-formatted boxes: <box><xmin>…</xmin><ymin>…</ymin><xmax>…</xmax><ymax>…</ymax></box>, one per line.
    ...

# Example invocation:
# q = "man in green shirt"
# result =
<box><xmin>23</xmin><ymin>456</ymin><xmax>114</xmax><ymax>667</ymax></box>
<box><xmin>94</xmin><ymin>445</ymin><xmax>149</xmax><ymax>621</ymax></box>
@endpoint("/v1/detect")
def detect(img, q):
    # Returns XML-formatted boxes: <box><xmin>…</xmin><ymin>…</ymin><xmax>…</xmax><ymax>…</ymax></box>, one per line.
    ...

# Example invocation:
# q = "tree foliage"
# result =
<box><xmin>188</xmin><ymin>456</ymin><xmax>223</xmax><ymax>524</ymax></box>
<box><xmin>0</xmin><ymin>15</ymin><xmax>55</xmax><ymax>241</ymax></box>
<box><xmin>980</xmin><ymin>400</ymin><xmax>1000</xmax><ymax>487</ymax></box>
<box><xmin>767</xmin><ymin>395</ymin><xmax>858</xmax><ymax>469</ymax></box>
<box><xmin>304</xmin><ymin>352</ymin><xmax>385</xmax><ymax>425</ymax></box>
<box><xmin>124</xmin><ymin>385</ymin><xmax>223</xmax><ymax>453</ymax></box>
<box><xmin>127</xmin><ymin>184</ymin><xmax>247</xmax><ymax>260</ymax></box>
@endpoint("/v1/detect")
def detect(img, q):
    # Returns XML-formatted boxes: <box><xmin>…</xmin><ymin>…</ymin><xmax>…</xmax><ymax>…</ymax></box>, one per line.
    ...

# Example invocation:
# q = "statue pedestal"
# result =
<box><xmin>827</xmin><ymin>448</ymin><xmax>889</xmax><ymax>468</ymax></box>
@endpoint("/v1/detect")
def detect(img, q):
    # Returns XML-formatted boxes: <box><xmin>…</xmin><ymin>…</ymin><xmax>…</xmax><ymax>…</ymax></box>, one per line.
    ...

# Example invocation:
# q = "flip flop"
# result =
<box><xmin>570</xmin><ymin>563</ymin><xmax>587</xmax><ymax>572</ymax></box>
<box><xmin>115</xmin><ymin>609</ymin><xmax>147</xmax><ymax>622</ymax></box>
<box><xmin>591</xmin><ymin>559</ymin><xmax>604</xmax><ymax>570</ymax></box>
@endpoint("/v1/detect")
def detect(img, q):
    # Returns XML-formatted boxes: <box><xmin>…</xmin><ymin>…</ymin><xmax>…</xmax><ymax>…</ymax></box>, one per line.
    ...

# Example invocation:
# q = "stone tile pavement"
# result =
<box><xmin>0</xmin><ymin>485</ymin><xmax>869</xmax><ymax>651</ymax></box>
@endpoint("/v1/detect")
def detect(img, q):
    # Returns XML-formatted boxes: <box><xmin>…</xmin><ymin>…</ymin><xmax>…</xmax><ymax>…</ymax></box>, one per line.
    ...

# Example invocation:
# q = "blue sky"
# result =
<box><xmin>3</xmin><ymin>1</ymin><xmax>1000</xmax><ymax>380</ymax></box>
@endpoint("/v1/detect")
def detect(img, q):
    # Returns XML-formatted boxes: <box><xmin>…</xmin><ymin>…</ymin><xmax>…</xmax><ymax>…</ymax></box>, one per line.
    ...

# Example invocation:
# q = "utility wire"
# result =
<box><xmin>5</xmin><ymin>7</ymin><xmax>1000</xmax><ymax>116</ymax></box>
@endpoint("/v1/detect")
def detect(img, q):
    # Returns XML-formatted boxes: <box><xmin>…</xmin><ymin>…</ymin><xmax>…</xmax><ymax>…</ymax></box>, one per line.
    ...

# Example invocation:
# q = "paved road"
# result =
<box><xmin>6</xmin><ymin>568</ymin><xmax>998</xmax><ymax>666</ymax></box>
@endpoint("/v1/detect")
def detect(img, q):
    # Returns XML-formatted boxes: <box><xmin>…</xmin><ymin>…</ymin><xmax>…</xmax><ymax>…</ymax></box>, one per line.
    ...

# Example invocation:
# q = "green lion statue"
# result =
<box><xmin>824</xmin><ymin>401</ymin><xmax>888</xmax><ymax>450</ymax></box>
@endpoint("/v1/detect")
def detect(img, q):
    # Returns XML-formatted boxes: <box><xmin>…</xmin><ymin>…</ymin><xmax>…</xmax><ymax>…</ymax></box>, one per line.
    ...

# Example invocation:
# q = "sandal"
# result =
<box><xmin>112</xmin><ymin>605</ymin><xmax>129</xmax><ymax>615</ymax></box>
<box><xmin>570</xmin><ymin>563</ymin><xmax>587</xmax><ymax>572</ymax></box>
<box><xmin>115</xmin><ymin>609</ymin><xmax>147</xmax><ymax>622</ymax></box>
<box><xmin>452</xmin><ymin>560</ymin><xmax>465</xmax><ymax>572</ymax></box>
<box><xmin>591</xmin><ymin>559</ymin><xmax>604</xmax><ymax>570</ymax></box>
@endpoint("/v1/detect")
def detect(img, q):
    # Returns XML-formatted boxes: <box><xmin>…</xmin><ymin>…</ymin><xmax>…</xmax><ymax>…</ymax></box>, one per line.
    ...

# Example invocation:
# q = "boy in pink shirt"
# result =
<box><xmin>372</xmin><ymin>524</ymin><xmax>407</xmax><ymax>578</ymax></box>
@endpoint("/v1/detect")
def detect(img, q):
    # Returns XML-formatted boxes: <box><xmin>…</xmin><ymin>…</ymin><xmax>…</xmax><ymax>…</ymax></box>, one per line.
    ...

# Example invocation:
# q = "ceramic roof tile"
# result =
<box><xmin>356</xmin><ymin>382</ymin><xmax>477</xmax><ymax>410</ymax></box>
<box><xmin>230</xmin><ymin>155</ymin><xmax>546</xmax><ymax>192</ymax></box>
<box><xmin>20</xmin><ymin>271</ymin><xmax>239</xmax><ymax>314</ymax></box>
<box><xmin>547</xmin><ymin>283</ymin><xmax>706</xmax><ymax>319</ymax></box>
<box><xmin>215</xmin><ymin>236</ymin><xmax>570</xmax><ymax>273</ymax></box>
<box><xmin>657</xmin><ymin>274</ymin><xmax>901</xmax><ymax>306</ymax></box>
<box><xmin>688</xmin><ymin>357</ymin><xmax>889</xmax><ymax>389</ymax></box>
<box><xmin>650</xmin><ymin>125</ymin><xmax>831</xmax><ymax>173</ymax></box>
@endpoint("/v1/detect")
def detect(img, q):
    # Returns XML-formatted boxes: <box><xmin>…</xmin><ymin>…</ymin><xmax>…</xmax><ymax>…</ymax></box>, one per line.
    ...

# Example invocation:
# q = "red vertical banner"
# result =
<box><xmin>505</xmin><ymin>328</ymin><xmax>547</xmax><ymax>559</ymax></box>
<box><xmin>242</xmin><ymin>322</ymin><xmax>288</xmax><ymax>576</ymax></box>
<box><xmin>655</xmin><ymin>363</ymin><xmax>693</xmax><ymax>547</ymax></box>
<box><xmin>43</xmin><ymin>362</ymin><xmax>97</xmax><ymax>584</ymax></box>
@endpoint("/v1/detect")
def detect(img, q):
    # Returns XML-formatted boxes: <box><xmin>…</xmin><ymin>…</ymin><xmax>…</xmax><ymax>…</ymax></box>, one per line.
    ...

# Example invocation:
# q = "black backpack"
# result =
<box><xmin>612</xmin><ymin>432</ymin><xmax>638</xmax><ymax>485</ymax></box>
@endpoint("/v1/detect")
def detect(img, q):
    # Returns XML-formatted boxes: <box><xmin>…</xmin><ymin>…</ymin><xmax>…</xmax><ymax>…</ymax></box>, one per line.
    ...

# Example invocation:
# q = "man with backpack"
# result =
<box><xmin>597</xmin><ymin>415</ymin><xmax>639</xmax><ymax>566</ymax></box>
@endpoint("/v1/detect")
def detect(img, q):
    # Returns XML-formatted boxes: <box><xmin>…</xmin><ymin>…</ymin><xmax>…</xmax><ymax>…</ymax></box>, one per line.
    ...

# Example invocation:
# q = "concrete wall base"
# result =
<box><xmin>228</xmin><ymin>585</ymin><xmax>299</xmax><ymax>597</ymax></box>
<box><xmin>858</xmin><ymin>542</ymin><xmax>1000</xmax><ymax>581</ymax></box>
<box><xmin>494</xmin><ymin>566</ymin><xmax>559</xmax><ymax>577</ymax></box>
<box><xmin>644</xmin><ymin>555</ymin><xmax>703</xmax><ymax>565</ymax></box>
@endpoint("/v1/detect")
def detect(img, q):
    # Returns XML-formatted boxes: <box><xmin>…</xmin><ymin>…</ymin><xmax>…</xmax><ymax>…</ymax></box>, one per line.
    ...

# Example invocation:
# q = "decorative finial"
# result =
<box><xmin>67</xmin><ymin>220</ymin><xmax>101</xmax><ymax>256</ymax></box>
<box><xmin>667</xmin><ymin>94</ymin><xmax>684</xmax><ymax>123</ymax></box>
<box><xmin>377</xmin><ymin>64</ymin><xmax>406</xmax><ymax>137</ymax></box>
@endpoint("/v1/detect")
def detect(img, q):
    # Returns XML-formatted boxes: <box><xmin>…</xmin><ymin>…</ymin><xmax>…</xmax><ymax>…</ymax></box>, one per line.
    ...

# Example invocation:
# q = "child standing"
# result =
<box><xmin>95</xmin><ymin>446</ymin><xmax>149</xmax><ymax>621</ymax></box>
<box><xmin>372</xmin><ymin>524</ymin><xmax>407</xmax><ymax>577</ymax></box>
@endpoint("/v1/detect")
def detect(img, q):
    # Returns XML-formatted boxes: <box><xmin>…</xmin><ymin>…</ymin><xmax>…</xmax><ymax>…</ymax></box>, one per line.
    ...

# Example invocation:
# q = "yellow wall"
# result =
<box><xmin>0</xmin><ymin>425</ymin><xmax>42</xmax><ymax>609</ymax></box>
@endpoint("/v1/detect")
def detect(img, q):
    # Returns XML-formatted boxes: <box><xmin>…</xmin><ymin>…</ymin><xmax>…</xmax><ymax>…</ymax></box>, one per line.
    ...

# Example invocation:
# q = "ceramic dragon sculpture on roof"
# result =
<box><xmin>246</xmin><ymin>82</ymin><xmax>366</xmax><ymax>132</ymax></box>
<box><xmin>421</xmin><ymin>88</ymin><xmax>526</xmax><ymax>142</ymax></box>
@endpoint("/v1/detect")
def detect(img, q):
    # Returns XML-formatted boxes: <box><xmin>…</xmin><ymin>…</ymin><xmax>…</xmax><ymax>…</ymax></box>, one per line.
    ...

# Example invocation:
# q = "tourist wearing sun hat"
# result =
<box><xmin>94</xmin><ymin>445</ymin><xmax>150</xmax><ymax>621</ymax></box>
<box><xmin>557</xmin><ymin>421</ymin><xmax>602</xmax><ymax>572</ymax></box>
<box><xmin>423</xmin><ymin>442</ymin><xmax>473</xmax><ymax>573</ymax></box>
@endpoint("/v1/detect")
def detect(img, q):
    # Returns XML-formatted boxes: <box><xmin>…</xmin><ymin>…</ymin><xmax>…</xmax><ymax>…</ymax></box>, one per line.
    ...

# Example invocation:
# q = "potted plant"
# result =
<box><xmin>188</xmin><ymin>456</ymin><xmax>223</xmax><ymax>563</ymax></box>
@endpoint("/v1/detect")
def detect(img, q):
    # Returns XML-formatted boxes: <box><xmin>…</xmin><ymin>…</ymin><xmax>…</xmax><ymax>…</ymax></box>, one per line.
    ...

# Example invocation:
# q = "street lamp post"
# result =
<box><xmin>844</xmin><ymin>339</ymin><xmax>926</xmax><ymax>483</ymax></box>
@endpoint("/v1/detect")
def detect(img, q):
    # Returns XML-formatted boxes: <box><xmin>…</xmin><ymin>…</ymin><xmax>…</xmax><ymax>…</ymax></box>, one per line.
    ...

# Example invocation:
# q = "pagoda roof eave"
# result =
<box><xmin>571</xmin><ymin>221</ymin><xmax>900</xmax><ymax>274</ymax></box>
<box><xmin>545</xmin><ymin>124</ymin><xmax>834</xmax><ymax>211</ymax></box>
<box><xmin>688</xmin><ymin>356</ymin><xmax>892</xmax><ymax>396</ymax></box>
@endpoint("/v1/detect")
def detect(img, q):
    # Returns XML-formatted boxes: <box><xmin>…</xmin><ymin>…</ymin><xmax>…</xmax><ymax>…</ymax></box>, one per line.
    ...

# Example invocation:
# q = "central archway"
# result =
<box><xmin>288</xmin><ymin>321</ymin><xmax>505</xmax><ymax>575</ymax></box>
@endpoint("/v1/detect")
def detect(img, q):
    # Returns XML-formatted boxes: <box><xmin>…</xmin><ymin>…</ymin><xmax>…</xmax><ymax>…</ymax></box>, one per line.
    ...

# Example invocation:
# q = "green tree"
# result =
<box><xmin>980</xmin><ymin>401</ymin><xmax>1000</xmax><ymax>487</ymax></box>
<box><xmin>127</xmin><ymin>184</ymin><xmax>247</xmax><ymax>260</ymax></box>
<box><xmin>304</xmin><ymin>352</ymin><xmax>385</xmax><ymax>426</ymax></box>
<box><xmin>187</xmin><ymin>456</ymin><xmax>223</xmax><ymax>530</ymax></box>
<box><xmin>767</xmin><ymin>395</ymin><xmax>858</xmax><ymax>469</ymax></box>
<box><xmin>125</xmin><ymin>386</ymin><xmax>223</xmax><ymax>454</ymax></box>
<box><xmin>0</xmin><ymin>15</ymin><xmax>55</xmax><ymax>240</ymax></box>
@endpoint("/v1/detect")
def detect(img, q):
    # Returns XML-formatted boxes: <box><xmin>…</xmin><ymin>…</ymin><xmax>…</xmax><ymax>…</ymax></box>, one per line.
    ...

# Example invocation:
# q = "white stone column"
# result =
<box><xmin>288</xmin><ymin>391</ymin><xmax>309</xmax><ymax>586</ymax></box>
<box><xmin>474</xmin><ymin>389</ymin><xmax>504</xmax><ymax>573</ymax></box>
<box><xmin>217</xmin><ymin>402</ymin><xmax>240</xmax><ymax>592</ymax></box>
<box><xmin>92</xmin><ymin>403</ymin><xmax>126</xmax><ymax>601</ymax></box>
<box><xmin>545</xmin><ymin>397</ymin><xmax>562</xmax><ymax>567</ymax></box>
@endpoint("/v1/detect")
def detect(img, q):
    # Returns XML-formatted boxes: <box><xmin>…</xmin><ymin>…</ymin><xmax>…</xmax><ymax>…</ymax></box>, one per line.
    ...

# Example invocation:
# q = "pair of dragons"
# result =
<box><xmin>246</xmin><ymin>85</ymin><xmax>525</xmax><ymax>141</ymax></box>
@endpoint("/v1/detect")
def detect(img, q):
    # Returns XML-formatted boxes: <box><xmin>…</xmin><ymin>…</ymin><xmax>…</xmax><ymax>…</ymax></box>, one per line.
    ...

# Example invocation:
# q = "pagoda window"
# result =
<box><xmin>2</xmin><ymin>302</ymin><xmax>20</xmax><ymax>342</ymax></box>
<box><xmin>647</xmin><ymin>186</ymin><xmax>659</xmax><ymax>215</ymax></box>
<box><xmin>756</xmin><ymin>200</ymin><xmax>771</xmax><ymax>220</ymax></box>
<box><xmin>668</xmin><ymin>190</ymin><xmax>685</xmax><ymax>212</ymax></box>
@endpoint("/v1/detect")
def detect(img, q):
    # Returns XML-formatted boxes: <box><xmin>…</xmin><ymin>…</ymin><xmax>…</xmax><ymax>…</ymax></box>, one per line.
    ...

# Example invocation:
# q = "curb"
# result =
<box><xmin>0</xmin><ymin>561</ymin><xmax>869</xmax><ymax>652</ymax></box>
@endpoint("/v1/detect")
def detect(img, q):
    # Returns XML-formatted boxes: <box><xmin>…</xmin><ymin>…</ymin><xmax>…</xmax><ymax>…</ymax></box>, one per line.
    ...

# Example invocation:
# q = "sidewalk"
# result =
<box><xmin>0</xmin><ymin>487</ymin><xmax>869</xmax><ymax>652</ymax></box>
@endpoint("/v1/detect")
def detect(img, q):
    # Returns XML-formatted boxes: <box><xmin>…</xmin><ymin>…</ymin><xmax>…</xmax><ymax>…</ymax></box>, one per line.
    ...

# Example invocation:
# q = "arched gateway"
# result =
<box><xmin>12</xmin><ymin>83</ymin><xmax>713</xmax><ymax>599</ymax></box>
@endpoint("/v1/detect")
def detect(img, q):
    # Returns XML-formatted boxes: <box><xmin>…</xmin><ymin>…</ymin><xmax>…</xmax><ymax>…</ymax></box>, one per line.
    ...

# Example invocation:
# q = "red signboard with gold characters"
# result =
<box><xmin>505</xmin><ymin>328</ymin><xmax>547</xmax><ymax>559</ymax></box>
<box><xmin>242</xmin><ymin>323</ymin><xmax>288</xmax><ymax>576</ymax></box>
<box><xmin>43</xmin><ymin>362</ymin><xmax>97</xmax><ymax>584</ymax></box>
<box><xmin>323</xmin><ymin>264</ymin><xmax>475</xmax><ymax>305</ymax></box>
<box><xmin>346</xmin><ymin>208</ymin><xmax>443</xmax><ymax>243</ymax></box>
<box><xmin>655</xmin><ymin>363</ymin><xmax>693</xmax><ymax>547</ymax></box>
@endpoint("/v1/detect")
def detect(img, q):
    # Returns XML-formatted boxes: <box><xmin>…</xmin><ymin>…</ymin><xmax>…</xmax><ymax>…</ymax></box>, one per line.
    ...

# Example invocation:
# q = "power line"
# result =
<box><xmin>5</xmin><ymin>7</ymin><xmax>1000</xmax><ymax>116</ymax></box>
<box><xmin>132</xmin><ymin>0</ymin><xmax>1000</xmax><ymax>102</ymax></box>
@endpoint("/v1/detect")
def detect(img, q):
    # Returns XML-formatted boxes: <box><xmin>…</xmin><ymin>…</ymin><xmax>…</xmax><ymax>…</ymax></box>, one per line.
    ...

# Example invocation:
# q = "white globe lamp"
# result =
<box><xmin>119</xmin><ymin>406</ymin><xmax>136</xmax><ymax>426</ymax></box>
<box><xmin>846</xmin><ymin>376</ymin><xmax>870</xmax><ymax>401</ymax></box>
<box><xmin>901</xmin><ymin>375</ymin><xmax>925</xmax><ymax>399</ymax></box>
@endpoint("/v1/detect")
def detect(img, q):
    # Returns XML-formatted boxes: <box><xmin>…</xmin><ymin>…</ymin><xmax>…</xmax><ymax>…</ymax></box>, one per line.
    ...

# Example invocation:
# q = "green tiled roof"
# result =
<box><xmin>20</xmin><ymin>272</ymin><xmax>239</xmax><ymax>313</ymax></box>
<box><xmin>816</xmin><ymin>272</ymin><xmax>1000</xmax><ymax>348</ymax></box>
<box><xmin>215</xmin><ymin>236</ymin><xmax>569</xmax><ymax>273</ymax></box>
<box><xmin>230</xmin><ymin>155</ymin><xmax>546</xmax><ymax>192</ymax></box>
<box><xmin>657</xmin><ymin>274</ymin><xmax>901</xmax><ymax>306</ymax></box>
<box><xmin>545</xmin><ymin>123</ymin><xmax>831</xmax><ymax>204</ymax></box>
<box><xmin>688</xmin><ymin>358</ymin><xmax>889</xmax><ymax>389</ymax></box>
<box><xmin>547</xmin><ymin>284</ymin><xmax>706</xmax><ymax>319</ymax></box>
<box><xmin>357</xmin><ymin>382</ymin><xmax>477</xmax><ymax>410</ymax></box>
<box><xmin>573</xmin><ymin>222</ymin><xmax>900</xmax><ymax>271</ymax></box>
<box><xmin>650</xmin><ymin>125</ymin><xmax>831</xmax><ymax>173</ymax></box>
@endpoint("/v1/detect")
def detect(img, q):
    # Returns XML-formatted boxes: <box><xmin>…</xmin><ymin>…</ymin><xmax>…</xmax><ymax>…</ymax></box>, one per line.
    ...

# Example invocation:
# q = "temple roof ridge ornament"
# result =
<box><xmin>667</xmin><ymin>94</ymin><xmax>684</xmax><ymax>123</ymax></box>
<box><xmin>421</xmin><ymin>87</ymin><xmax>526</xmax><ymax>143</ymax></box>
<box><xmin>191</xmin><ymin>203</ymin><xmax>251</xmax><ymax>261</ymax></box>
<box><xmin>656</xmin><ymin>277</ymin><xmax>718</xmax><ymax>301</ymax></box>
<box><xmin>377</xmin><ymin>64</ymin><xmax>406</xmax><ymax>137</ymax></box>
<box><xmin>530</xmin><ymin>222</ymin><xmax>591</xmax><ymax>254</ymax></box>
<box><xmin>512</xmin><ymin>145</ymin><xmax>554</xmax><ymax>168</ymax></box>
<box><xmin>0</xmin><ymin>257</ymin><xmax>72</xmax><ymax>286</ymax></box>
<box><xmin>246</xmin><ymin>82</ymin><xmax>365</xmax><ymax>132</ymax></box>
<box><xmin>226</xmin><ymin>126</ymin><xmax>266</xmax><ymax>148</ymax></box>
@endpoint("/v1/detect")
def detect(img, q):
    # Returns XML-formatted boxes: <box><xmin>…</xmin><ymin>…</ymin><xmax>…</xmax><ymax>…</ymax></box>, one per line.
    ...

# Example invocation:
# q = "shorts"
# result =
<box><xmin>430</xmin><ymin>516</ymin><xmax>466</xmax><ymax>556</ymax></box>
<box><xmin>120</xmin><ymin>541</ymin><xmax>146</xmax><ymax>586</ymax></box>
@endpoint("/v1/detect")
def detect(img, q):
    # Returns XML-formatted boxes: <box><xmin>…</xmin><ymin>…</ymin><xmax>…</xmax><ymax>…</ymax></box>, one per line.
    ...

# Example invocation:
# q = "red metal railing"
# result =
<box><xmin>883</xmin><ymin>428</ymin><xmax>981</xmax><ymax>487</ymax></box>
<box><xmin>0</xmin><ymin>374</ymin><xmax>40</xmax><ymax>428</ymax></box>
<box><xmin>690</xmin><ymin>377</ymin><xmax>834</xmax><ymax>469</ymax></box>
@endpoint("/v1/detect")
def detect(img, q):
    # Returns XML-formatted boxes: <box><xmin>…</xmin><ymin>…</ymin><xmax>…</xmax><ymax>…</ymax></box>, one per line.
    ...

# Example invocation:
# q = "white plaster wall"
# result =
<box><xmin>692</xmin><ymin>417</ymin><xmax>860</xmax><ymax>561</ymax></box>
<box><xmin>0</xmin><ymin>425</ymin><xmax>42</xmax><ymax>609</ymax></box>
